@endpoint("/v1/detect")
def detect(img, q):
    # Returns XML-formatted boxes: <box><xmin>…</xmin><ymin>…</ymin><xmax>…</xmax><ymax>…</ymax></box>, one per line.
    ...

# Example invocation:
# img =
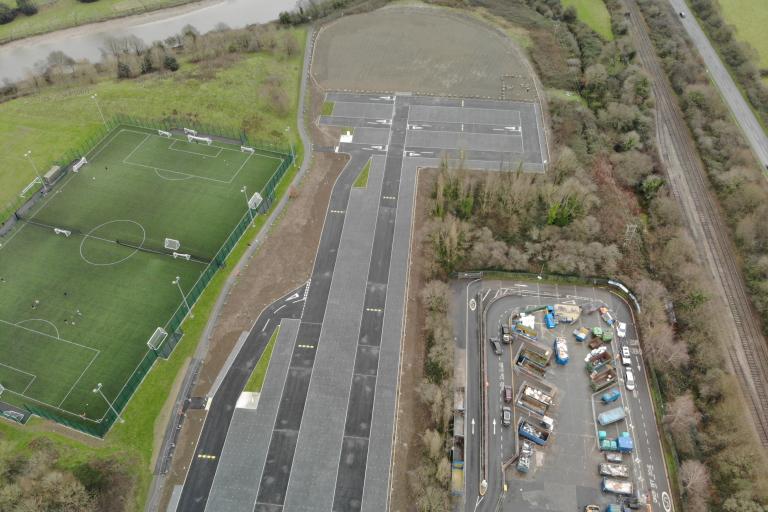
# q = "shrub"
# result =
<box><xmin>163</xmin><ymin>55</ymin><xmax>180</xmax><ymax>71</ymax></box>
<box><xmin>0</xmin><ymin>3</ymin><xmax>17</xmax><ymax>24</ymax></box>
<box><xmin>16</xmin><ymin>0</ymin><xmax>37</xmax><ymax>15</ymax></box>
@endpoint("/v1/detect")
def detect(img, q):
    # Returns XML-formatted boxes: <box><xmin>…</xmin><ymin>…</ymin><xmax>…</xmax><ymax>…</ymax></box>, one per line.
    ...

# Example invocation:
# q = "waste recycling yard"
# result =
<box><xmin>452</xmin><ymin>279</ymin><xmax>674</xmax><ymax>512</ymax></box>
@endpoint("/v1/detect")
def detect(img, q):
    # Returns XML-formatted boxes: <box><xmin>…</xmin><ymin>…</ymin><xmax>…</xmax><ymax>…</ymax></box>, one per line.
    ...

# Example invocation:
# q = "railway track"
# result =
<box><xmin>625</xmin><ymin>0</ymin><xmax>768</xmax><ymax>445</ymax></box>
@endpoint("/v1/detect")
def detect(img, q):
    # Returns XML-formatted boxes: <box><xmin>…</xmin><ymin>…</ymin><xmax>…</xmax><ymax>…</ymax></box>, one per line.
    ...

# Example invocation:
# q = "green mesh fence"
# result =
<box><xmin>17</xmin><ymin>118</ymin><xmax>295</xmax><ymax>437</ymax></box>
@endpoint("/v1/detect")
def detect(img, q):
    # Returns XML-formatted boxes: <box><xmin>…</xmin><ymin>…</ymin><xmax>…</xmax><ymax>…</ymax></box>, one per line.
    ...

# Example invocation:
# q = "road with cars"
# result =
<box><xmin>454</xmin><ymin>279</ymin><xmax>673</xmax><ymax>512</ymax></box>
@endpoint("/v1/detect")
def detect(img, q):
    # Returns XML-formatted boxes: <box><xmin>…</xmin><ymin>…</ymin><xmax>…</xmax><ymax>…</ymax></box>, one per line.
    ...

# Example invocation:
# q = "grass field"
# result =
<box><xmin>561</xmin><ymin>0</ymin><xmax>613</xmax><ymax>40</ymax></box>
<box><xmin>0</xmin><ymin>45</ymin><xmax>301</xmax><ymax>221</ymax></box>
<box><xmin>0</xmin><ymin>125</ymin><xmax>285</xmax><ymax>424</ymax></box>
<box><xmin>0</xmin><ymin>27</ymin><xmax>305</xmax><ymax>512</ymax></box>
<box><xmin>717</xmin><ymin>0</ymin><xmax>768</xmax><ymax>74</ymax></box>
<box><xmin>0</xmin><ymin>0</ymin><xmax>197</xmax><ymax>42</ymax></box>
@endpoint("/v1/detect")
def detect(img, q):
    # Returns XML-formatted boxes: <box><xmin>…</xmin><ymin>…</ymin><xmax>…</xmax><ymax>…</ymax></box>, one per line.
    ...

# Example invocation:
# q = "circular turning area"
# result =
<box><xmin>312</xmin><ymin>6</ymin><xmax>536</xmax><ymax>100</ymax></box>
<box><xmin>80</xmin><ymin>220</ymin><xmax>146</xmax><ymax>266</ymax></box>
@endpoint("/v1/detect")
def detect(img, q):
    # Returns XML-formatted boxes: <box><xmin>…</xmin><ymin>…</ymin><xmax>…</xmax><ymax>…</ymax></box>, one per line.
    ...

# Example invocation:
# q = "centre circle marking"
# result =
<box><xmin>80</xmin><ymin>220</ymin><xmax>146</xmax><ymax>266</ymax></box>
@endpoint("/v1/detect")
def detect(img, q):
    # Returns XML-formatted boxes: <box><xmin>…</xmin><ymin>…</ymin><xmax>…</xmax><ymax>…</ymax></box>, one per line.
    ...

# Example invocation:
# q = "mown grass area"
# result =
<box><xmin>353</xmin><ymin>159</ymin><xmax>371</xmax><ymax>188</ymax></box>
<box><xmin>321</xmin><ymin>100</ymin><xmax>334</xmax><ymax>116</ymax></box>
<box><xmin>244</xmin><ymin>326</ymin><xmax>280</xmax><ymax>392</ymax></box>
<box><xmin>717</xmin><ymin>0</ymin><xmax>768</xmax><ymax>75</ymax></box>
<box><xmin>0</xmin><ymin>35</ymin><xmax>304</xmax><ymax>220</ymax></box>
<box><xmin>0</xmin><ymin>28</ymin><xmax>306</xmax><ymax>512</ymax></box>
<box><xmin>561</xmin><ymin>0</ymin><xmax>613</xmax><ymax>40</ymax></box>
<box><xmin>0</xmin><ymin>0</ymin><xmax>197</xmax><ymax>43</ymax></box>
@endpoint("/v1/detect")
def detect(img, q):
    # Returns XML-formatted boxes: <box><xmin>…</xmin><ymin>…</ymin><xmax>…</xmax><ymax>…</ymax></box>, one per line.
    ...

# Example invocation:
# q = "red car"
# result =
<box><xmin>503</xmin><ymin>385</ymin><xmax>513</xmax><ymax>403</ymax></box>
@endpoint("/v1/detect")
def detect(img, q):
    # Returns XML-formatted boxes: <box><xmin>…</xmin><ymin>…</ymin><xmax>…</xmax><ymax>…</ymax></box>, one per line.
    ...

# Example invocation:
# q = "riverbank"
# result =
<box><xmin>0</xmin><ymin>0</ymin><xmax>209</xmax><ymax>45</ymax></box>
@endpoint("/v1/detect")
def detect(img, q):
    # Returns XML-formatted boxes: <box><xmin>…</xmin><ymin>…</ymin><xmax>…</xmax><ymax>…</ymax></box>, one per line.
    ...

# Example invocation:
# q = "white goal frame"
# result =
<box><xmin>187</xmin><ymin>134</ymin><xmax>212</xmax><ymax>146</ymax></box>
<box><xmin>164</xmin><ymin>238</ymin><xmax>181</xmax><ymax>251</ymax></box>
<box><xmin>158</xmin><ymin>130</ymin><xmax>172</xmax><ymax>138</ymax></box>
<box><xmin>147</xmin><ymin>327</ymin><xmax>168</xmax><ymax>351</ymax></box>
<box><xmin>183</xmin><ymin>127</ymin><xmax>198</xmax><ymax>136</ymax></box>
<box><xmin>72</xmin><ymin>157</ymin><xmax>87</xmax><ymax>173</ymax></box>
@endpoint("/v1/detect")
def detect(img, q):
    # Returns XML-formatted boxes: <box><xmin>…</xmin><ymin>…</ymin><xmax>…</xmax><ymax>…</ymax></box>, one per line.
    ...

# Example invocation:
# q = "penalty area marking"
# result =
<box><xmin>79</xmin><ymin>219</ymin><xmax>146</xmax><ymax>266</ymax></box>
<box><xmin>16</xmin><ymin>318</ymin><xmax>60</xmax><ymax>339</ymax></box>
<box><xmin>168</xmin><ymin>139</ymin><xmax>223</xmax><ymax>158</ymax></box>
<box><xmin>0</xmin><ymin>361</ymin><xmax>37</xmax><ymax>395</ymax></box>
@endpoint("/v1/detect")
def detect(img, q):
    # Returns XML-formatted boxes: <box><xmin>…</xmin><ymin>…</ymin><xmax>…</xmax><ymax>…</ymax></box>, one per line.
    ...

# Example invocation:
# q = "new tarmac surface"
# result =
<box><xmin>175</xmin><ymin>93</ymin><xmax>546</xmax><ymax>512</ymax></box>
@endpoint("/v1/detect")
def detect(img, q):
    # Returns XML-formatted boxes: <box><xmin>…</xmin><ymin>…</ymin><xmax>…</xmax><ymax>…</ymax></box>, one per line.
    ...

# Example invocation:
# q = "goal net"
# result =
<box><xmin>164</xmin><ymin>238</ymin><xmax>181</xmax><ymax>251</ymax></box>
<box><xmin>147</xmin><ymin>327</ymin><xmax>168</xmax><ymax>351</ymax></box>
<box><xmin>183</xmin><ymin>127</ymin><xmax>198</xmax><ymax>136</ymax></box>
<box><xmin>158</xmin><ymin>130</ymin><xmax>172</xmax><ymax>138</ymax></box>
<box><xmin>248</xmin><ymin>192</ymin><xmax>263</xmax><ymax>210</ymax></box>
<box><xmin>240</xmin><ymin>145</ymin><xmax>255</xmax><ymax>154</ymax></box>
<box><xmin>72</xmin><ymin>157</ymin><xmax>87</xmax><ymax>173</ymax></box>
<box><xmin>187</xmin><ymin>134</ymin><xmax>212</xmax><ymax>145</ymax></box>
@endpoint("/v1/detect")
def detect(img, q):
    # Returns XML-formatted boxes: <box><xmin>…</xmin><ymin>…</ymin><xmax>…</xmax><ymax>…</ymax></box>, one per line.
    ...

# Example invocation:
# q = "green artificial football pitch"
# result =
<box><xmin>0</xmin><ymin>125</ymin><xmax>285</xmax><ymax>424</ymax></box>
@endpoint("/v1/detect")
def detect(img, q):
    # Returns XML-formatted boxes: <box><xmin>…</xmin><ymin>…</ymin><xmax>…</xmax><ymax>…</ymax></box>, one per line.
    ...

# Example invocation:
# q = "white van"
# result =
<box><xmin>625</xmin><ymin>368</ymin><xmax>635</xmax><ymax>391</ymax></box>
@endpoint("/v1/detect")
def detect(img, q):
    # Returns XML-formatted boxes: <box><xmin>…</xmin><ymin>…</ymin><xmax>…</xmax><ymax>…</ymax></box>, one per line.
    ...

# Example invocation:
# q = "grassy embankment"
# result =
<box><xmin>0</xmin><ymin>27</ymin><xmax>306</xmax><ymax>512</ymax></box>
<box><xmin>0</xmin><ymin>0</ymin><xmax>199</xmax><ymax>43</ymax></box>
<box><xmin>561</xmin><ymin>0</ymin><xmax>613</xmax><ymax>40</ymax></box>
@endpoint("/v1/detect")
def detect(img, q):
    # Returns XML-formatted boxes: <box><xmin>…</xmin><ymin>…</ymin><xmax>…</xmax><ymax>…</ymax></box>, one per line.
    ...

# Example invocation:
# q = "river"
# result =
<box><xmin>0</xmin><ymin>0</ymin><xmax>297</xmax><ymax>83</ymax></box>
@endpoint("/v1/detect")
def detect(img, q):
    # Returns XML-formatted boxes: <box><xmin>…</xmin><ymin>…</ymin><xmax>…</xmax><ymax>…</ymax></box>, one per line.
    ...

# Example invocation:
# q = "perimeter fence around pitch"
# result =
<box><xmin>21</xmin><ymin>116</ymin><xmax>295</xmax><ymax>437</ymax></box>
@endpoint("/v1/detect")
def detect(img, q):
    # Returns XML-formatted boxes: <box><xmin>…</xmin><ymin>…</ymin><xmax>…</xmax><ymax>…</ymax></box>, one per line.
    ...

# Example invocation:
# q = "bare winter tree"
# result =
<box><xmin>679</xmin><ymin>459</ymin><xmax>710</xmax><ymax>512</ymax></box>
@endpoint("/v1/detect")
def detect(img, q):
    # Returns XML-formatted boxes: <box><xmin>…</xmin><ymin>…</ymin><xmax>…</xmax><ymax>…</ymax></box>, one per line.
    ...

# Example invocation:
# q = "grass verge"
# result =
<box><xmin>321</xmin><ymin>101</ymin><xmax>334</xmax><ymax>116</ymax></box>
<box><xmin>353</xmin><ymin>158</ymin><xmax>371</xmax><ymax>188</ymax></box>
<box><xmin>243</xmin><ymin>325</ymin><xmax>280</xmax><ymax>392</ymax></box>
<box><xmin>0</xmin><ymin>0</ymin><xmax>198</xmax><ymax>44</ymax></box>
<box><xmin>561</xmin><ymin>0</ymin><xmax>613</xmax><ymax>40</ymax></box>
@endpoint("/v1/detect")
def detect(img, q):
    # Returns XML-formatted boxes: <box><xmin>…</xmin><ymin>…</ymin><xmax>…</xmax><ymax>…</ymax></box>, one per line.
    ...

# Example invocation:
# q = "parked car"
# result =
<box><xmin>601</xmin><ymin>387</ymin><xmax>621</xmax><ymax>404</ymax></box>
<box><xmin>616</xmin><ymin>321</ymin><xmax>627</xmax><ymax>338</ymax></box>
<box><xmin>490</xmin><ymin>338</ymin><xmax>503</xmax><ymax>356</ymax></box>
<box><xmin>621</xmin><ymin>346</ymin><xmax>632</xmax><ymax>367</ymax></box>
<box><xmin>501</xmin><ymin>325</ymin><xmax>512</xmax><ymax>344</ymax></box>
<box><xmin>503</xmin><ymin>385</ymin><xmax>513</xmax><ymax>403</ymax></box>
<box><xmin>501</xmin><ymin>406</ymin><xmax>512</xmax><ymax>426</ymax></box>
<box><xmin>625</xmin><ymin>368</ymin><xmax>635</xmax><ymax>391</ymax></box>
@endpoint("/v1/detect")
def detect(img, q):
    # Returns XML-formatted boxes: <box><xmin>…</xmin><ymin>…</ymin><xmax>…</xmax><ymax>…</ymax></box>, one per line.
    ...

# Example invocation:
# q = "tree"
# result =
<box><xmin>664</xmin><ymin>393</ymin><xmax>700</xmax><ymax>456</ymax></box>
<box><xmin>163</xmin><ymin>55</ymin><xmax>179</xmax><ymax>72</ymax></box>
<box><xmin>679</xmin><ymin>459</ymin><xmax>710</xmax><ymax>512</ymax></box>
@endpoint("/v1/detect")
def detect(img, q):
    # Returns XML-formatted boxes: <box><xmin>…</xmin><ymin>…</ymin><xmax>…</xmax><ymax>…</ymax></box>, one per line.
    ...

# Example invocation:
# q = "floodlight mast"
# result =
<box><xmin>92</xmin><ymin>382</ymin><xmax>124</xmax><ymax>423</ymax></box>
<box><xmin>241</xmin><ymin>186</ymin><xmax>255</xmax><ymax>227</ymax></box>
<box><xmin>23</xmin><ymin>150</ymin><xmax>46</xmax><ymax>193</ymax></box>
<box><xmin>91</xmin><ymin>94</ymin><xmax>107</xmax><ymax>126</ymax></box>
<box><xmin>172</xmin><ymin>276</ymin><xmax>192</xmax><ymax>317</ymax></box>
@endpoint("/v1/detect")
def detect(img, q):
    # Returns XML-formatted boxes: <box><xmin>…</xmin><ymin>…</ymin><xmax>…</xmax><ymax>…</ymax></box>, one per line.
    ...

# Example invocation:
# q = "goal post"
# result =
<box><xmin>147</xmin><ymin>327</ymin><xmax>168</xmax><ymax>351</ymax></box>
<box><xmin>158</xmin><ymin>130</ymin><xmax>172</xmax><ymax>138</ymax></box>
<box><xmin>72</xmin><ymin>157</ymin><xmax>87</xmax><ymax>173</ymax></box>
<box><xmin>248</xmin><ymin>192</ymin><xmax>263</xmax><ymax>211</ymax></box>
<box><xmin>183</xmin><ymin>127</ymin><xmax>197</xmax><ymax>136</ymax></box>
<box><xmin>240</xmin><ymin>145</ymin><xmax>255</xmax><ymax>154</ymax></box>
<box><xmin>187</xmin><ymin>134</ymin><xmax>212</xmax><ymax>146</ymax></box>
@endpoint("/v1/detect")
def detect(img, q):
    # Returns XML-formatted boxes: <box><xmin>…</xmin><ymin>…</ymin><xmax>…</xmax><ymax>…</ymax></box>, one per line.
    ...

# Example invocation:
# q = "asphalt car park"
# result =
<box><xmin>454</xmin><ymin>280</ymin><xmax>674</xmax><ymax>512</ymax></box>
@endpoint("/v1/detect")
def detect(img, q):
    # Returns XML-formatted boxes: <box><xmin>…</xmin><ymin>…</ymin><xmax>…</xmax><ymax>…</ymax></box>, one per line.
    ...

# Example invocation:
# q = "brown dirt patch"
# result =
<box><xmin>312</xmin><ymin>5</ymin><xmax>537</xmax><ymax>100</ymax></box>
<box><xmin>390</xmin><ymin>168</ymin><xmax>437</xmax><ymax>512</ymax></box>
